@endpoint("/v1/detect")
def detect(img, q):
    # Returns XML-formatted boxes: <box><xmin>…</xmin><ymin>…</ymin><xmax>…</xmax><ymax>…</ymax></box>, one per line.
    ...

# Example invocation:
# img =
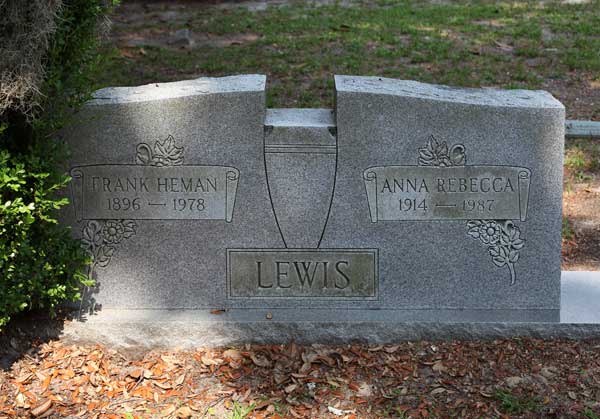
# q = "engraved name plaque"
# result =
<box><xmin>364</xmin><ymin>166</ymin><xmax>531</xmax><ymax>222</ymax></box>
<box><xmin>228</xmin><ymin>249</ymin><xmax>378</xmax><ymax>298</ymax></box>
<box><xmin>70</xmin><ymin>165</ymin><xmax>240</xmax><ymax>221</ymax></box>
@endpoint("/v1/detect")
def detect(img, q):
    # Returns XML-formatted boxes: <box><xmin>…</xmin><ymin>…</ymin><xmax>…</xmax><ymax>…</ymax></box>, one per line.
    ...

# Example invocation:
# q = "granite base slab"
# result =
<box><xmin>62</xmin><ymin>271</ymin><xmax>600</xmax><ymax>349</ymax></box>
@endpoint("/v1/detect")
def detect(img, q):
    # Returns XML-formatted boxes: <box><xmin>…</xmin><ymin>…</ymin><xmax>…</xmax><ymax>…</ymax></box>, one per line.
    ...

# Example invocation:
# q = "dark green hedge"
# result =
<box><xmin>0</xmin><ymin>0</ymin><xmax>119</xmax><ymax>329</ymax></box>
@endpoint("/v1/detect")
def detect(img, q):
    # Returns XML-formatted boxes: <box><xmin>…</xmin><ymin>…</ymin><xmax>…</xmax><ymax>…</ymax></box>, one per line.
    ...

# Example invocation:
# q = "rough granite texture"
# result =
<box><xmin>319</xmin><ymin>75</ymin><xmax>565</xmax><ymax>321</ymax></box>
<box><xmin>89</xmin><ymin>75</ymin><xmax>266</xmax><ymax>105</ymax></box>
<box><xmin>60</xmin><ymin>74</ymin><xmax>567</xmax><ymax>329</ymax></box>
<box><xmin>61</xmin><ymin>272</ymin><xmax>600</xmax><ymax>349</ymax></box>
<box><xmin>60</xmin><ymin>75</ymin><xmax>283</xmax><ymax>309</ymax></box>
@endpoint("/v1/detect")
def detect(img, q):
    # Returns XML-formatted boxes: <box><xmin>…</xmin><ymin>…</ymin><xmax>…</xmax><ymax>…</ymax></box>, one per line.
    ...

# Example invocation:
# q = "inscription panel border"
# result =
<box><xmin>363</xmin><ymin>164</ymin><xmax>532</xmax><ymax>222</ymax></box>
<box><xmin>226</xmin><ymin>248</ymin><xmax>379</xmax><ymax>300</ymax></box>
<box><xmin>70</xmin><ymin>163</ymin><xmax>240</xmax><ymax>222</ymax></box>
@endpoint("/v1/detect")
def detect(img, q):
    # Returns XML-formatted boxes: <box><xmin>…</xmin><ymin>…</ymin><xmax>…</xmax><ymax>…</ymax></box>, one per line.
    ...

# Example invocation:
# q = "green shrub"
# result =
<box><xmin>0</xmin><ymin>148</ymin><xmax>93</xmax><ymax>329</ymax></box>
<box><xmin>0</xmin><ymin>0</ymin><xmax>119</xmax><ymax>330</ymax></box>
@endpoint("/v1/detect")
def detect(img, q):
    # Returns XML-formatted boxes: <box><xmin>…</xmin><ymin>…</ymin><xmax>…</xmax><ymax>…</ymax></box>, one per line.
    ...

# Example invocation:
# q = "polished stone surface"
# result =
<box><xmin>227</xmin><ymin>248</ymin><xmax>377</xmax><ymax>298</ymax></box>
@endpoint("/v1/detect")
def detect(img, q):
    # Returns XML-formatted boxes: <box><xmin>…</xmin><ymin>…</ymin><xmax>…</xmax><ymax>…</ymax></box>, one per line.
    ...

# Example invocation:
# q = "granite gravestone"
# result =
<box><xmin>325</xmin><ymin>76</ymin><xmax>564</xmax><ymax>322</ymax></box>
<box><xmin>62</xmin><ymin>75</ymin><xmax>283</xmax><ymax>309</ymax></box>
<box><xmin>61</xmin><ymin>74</ymin><xmax>565</xmax><ymax>328</ymax></box>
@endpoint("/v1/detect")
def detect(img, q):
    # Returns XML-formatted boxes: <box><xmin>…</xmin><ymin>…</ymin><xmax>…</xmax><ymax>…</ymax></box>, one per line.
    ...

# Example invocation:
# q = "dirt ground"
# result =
<box><xmin>1</xmin><ymin>313</ymin><xmax>599</xmax><ymax>419</ymax></box>
<box><xmin>563</xmin><ymin>139</ymin><xmax>600</xmax><ymax>270</ymax></box>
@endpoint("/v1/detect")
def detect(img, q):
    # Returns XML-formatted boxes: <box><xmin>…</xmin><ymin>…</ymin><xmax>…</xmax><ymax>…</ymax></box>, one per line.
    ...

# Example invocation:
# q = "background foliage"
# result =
<box><xmin>0</xmin><ymin>0</ymin><xmax>119</xmax><ymax>329</ymax></box>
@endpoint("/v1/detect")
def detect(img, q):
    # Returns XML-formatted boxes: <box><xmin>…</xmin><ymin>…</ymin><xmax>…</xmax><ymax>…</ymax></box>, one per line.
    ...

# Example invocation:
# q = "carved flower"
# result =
<box><xmin>478</xmin><ymin>221</ymin><xmax>501</xmax><ymax>245</ymax></box>
<box><xmin>467</xmin><ymin>219</ymin><xmax>525</xmax><ymax>285</ymax></box>
<box><xmin>467</xmin><ymin>220</ymin><xmax>501</xmax><ymax>245</ymax></box>
<box><xmin>102</xmin><ymin>220</ymin><xmax>125</xmax><ymax>244</ymax></box>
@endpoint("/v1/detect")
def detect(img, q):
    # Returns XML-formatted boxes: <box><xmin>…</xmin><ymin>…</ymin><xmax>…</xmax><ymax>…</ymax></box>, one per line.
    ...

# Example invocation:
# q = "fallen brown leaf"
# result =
<box><xmin>432</xmin><ymin>360</ymin><xmax>447</xmax><ymax>373</ymax></box>
<box><xmin>175</xmin><ymin>373</ymin><xmax>186</xmax><ymax>386</ymax></box>
<box><xmin>250</xmin><ymin>353</ymin><xmax>271</xmax><ymax>368</ymax></box>
<box><xmin>175</xmin><ymin>406</ymin><xmax>193</xmax><ymax>419</ymax></box>
<box><xmin>31</xmin><ymin>400</ymin><xmax>52</xmax><ymax>417</ymax></box>
<box><xmin>223</xmin><ymin>349</ymin><xmax>243</xmax><ymax>360</ymax></box>
<box><xmin>14</xmin><ymin>373</ymin><xmax>32</xmax><ymax>384</ymax></box>
<box><xmin>161</xmin><ymin>404</ymin><xmax>177</xmax><ymax>416</ymax></box>
<box><xmin>201</xmin><ymin>355</ymin><xmax>223</xmax><ymax>366</ymax></box>
<box><xmin>210</xmin><ymin>309</ymin><xmax>227</xmax><ymax>315</ymax></box>
<box><xmin>153</xmin><ymin>381</ymin><xmax>172</xmax><ymax>390</ymax></box>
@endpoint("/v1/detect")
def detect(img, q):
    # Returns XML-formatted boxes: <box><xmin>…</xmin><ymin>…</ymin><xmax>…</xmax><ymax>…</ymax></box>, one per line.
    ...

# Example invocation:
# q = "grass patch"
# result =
<box><xmin>98</xmin><ymin>0</ymin><xmax>600</xmax><ymax>107</ymax></box>
<box><xmin>495</xmin><ymin>389</ymin><xmax>541</xmax><ymax>415</ymax></box>
<box><xmin>565</xmin><ymin>138</ymin><xmax>600</xmax><ymax>182</ymax></box>
<box><xmin>565</xmin><ymin>139</ymin><xmax>600</xmax><ymax>171</ymax></box>
<box><xmin>562</xmin><ymin>218</ymin><xmax>575</xmax><ymax>241</ymax></box>
<box><xmin>226</xmin><ymin>402</ymin><xmax>256</xmax><ymax>419</ymax></box>
<box><xmin>585</xmin><ymin>407</ymin><xmax>600</xmax><ymax>419</ymax></box>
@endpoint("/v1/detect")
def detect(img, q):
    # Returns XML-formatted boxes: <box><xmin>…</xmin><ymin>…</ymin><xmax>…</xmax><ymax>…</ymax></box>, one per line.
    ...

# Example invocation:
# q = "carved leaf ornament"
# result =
<box><xmin>418</xmin><ymin>136</ymin><xmax>466</xmax><ymax>167</ymax></box>
<box><xmin>136</xmin><ymin>135</ymin><xmax>184</xmax><ymax>167</ymax></box>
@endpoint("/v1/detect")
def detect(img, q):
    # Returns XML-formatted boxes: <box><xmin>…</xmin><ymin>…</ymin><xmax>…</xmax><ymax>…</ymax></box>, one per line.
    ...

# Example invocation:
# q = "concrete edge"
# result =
<box><xmin>334</xmin><ymin>75</ymin><xmax>565</xmax><ymax>109</ymax></box>
<box><xmin>59</xmin><ymin>271</ymin><xmax>600</xmax><ymax>348</ymax></box>
<box><xmin>61</xmin><ymin>320</ymin><xmax>600</xmax><ymax>349</ymax></box>
<box><xmin>265</xmin><ymin>108</ymin><xmax>335</xmax><ymax>127</ymax></box>
<box><xmin>88</xmin><ymin>74</ymin><xmax>267</xmax><ymax>106</ymax></box>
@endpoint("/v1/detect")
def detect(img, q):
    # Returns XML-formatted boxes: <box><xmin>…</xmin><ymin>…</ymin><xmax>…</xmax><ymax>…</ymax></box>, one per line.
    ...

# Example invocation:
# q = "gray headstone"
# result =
<box><xmin>323</xmin><ymin>75</ymin><xmax>565</xmax><ymax>321</ymax></box>
<box><xmin>61</xmin><ymin>75</ymin><xmax>283</xmax><ymax>309</ymax></box>
<box><xmin>60</xmin><ymin>74</ymin><xmax>567</xmax><ymax>340</ymax></box>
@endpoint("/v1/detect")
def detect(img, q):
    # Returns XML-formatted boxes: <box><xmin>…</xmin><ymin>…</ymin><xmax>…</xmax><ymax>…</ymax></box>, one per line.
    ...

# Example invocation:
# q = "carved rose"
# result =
<box><xmin>499</xmin><ymin>221</ymin><xmax>525</xmax><ymax>250</ymax></box>
<box><xmin>81</xmin><ymin>220</ymin><xmax>137</xmax><ymax>272</ymax></box>
<box><xmin>478</xmin><ymin>221</ymin><xmax>501</xmax><ymax>245</ymax></box>
<box><xmin>467</xmin><ymin>219</ymin><xmax>525</xmax><ymax>285</ymax></box>
<box><xmin>102</xmin><ymin>220</ymin><xmax>125</xmax><ymax>244</ymax></box>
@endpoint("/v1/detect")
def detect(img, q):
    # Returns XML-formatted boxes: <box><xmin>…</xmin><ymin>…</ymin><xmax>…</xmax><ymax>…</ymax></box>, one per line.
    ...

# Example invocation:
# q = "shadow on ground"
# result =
<box><xmin>0</xmin><ymin>309</ymin><xmax>79</xmax><ymax>371</ymax></box>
